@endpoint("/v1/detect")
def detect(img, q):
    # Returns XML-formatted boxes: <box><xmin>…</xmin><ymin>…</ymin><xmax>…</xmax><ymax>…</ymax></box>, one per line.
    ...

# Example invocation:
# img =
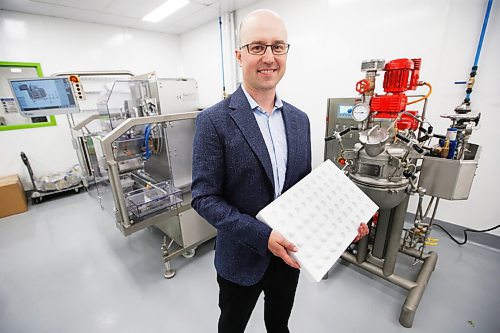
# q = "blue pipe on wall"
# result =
<box><xmin>473</xmin><ymin>0</ymin><xmax>493</xmax><ymax>67</ymax></box>
<box><xmin>464</xmin><ymin>0</ymin><xmax>493</xmax><ymax>103</ymax></box>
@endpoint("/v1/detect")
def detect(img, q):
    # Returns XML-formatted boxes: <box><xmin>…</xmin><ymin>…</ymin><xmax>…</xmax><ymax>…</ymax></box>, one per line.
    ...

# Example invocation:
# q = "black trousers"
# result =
<box><xmin>217</xmin><ymin>255</ymin><xmax>300</xmax><ymax>333</ymax></box>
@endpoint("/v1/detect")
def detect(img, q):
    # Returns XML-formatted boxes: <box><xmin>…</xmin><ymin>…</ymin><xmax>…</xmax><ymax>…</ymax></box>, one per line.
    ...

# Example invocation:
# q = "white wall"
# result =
<box><xmin>181</xmin><ymin>0</ymin><xmax>500</xmax><ymax>235</ymax></box>
<box><xmin>179</xmin><ymin>13</ymin><xmax>240</xmax><ymax>108</ymax></box>
<box><xmin>0</xmin><ymin>10</ymin><xmax>182</xmax><ymax>189</ymax></box>
<box><xmin>180</xmin><ymin>18</ymin><xmax>224</xmax><ymax>108</ymax></box>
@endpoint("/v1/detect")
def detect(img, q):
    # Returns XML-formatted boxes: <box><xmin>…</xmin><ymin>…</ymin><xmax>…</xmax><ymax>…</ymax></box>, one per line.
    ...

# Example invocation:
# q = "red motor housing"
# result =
<box><xmin>367</xmin><ymin>58</ymin><xmax>422</xmax><ymax>130</ymax></box>
<box><xmin>370</xmin><ymin>94</ymin><xmax>407</xmax><ymax>113</ymax></box>
<box><xmin>383</xmin><ymin>58</ymin><xmax>421</xmax><ymax>93</ymax></box>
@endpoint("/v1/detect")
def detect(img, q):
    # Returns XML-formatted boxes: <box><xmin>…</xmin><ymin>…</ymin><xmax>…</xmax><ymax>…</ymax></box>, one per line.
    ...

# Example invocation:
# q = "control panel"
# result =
<box><xmin>324</xmin><ymin>97</ymin><xmax>361</xmax><ymax>168</ymax></box>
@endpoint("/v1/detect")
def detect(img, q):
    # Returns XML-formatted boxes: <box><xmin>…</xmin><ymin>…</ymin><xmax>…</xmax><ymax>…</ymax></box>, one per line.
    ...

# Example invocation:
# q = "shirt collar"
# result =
<box><xmin>241</xmin><ymin>84</ymin><xmax>283</xmax><ymax>112</ymax></box>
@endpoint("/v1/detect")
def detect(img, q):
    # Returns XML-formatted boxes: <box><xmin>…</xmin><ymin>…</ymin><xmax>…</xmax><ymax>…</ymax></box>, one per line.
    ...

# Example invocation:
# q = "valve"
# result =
<box><xmin>396</xmin><ymin>133</ymin><xmax>424</xmax><ymax>154</ymax></box>
<box><xmin>424</xmin><ymin>237</ymin><xmax>439</xmax><ymax>246</ymax></box>
<box><xmin>324</xmin><ymin>127</ymin><xmax>358</xmax><ymax>142</ymax></box>
<box><xmin>355</xmin><ymin>79</ymin><xmax>371</xmax><ymax>94</ymax></box>
<box><xmin>403</xmin><ymin>170</ymin><xmax>417</xmax><ymax>181</ymax></box>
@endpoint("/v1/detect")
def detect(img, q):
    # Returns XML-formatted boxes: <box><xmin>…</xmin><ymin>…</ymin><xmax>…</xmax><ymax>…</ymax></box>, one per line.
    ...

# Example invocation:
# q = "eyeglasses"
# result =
<box><xmin>240</xmin><ymin>43</ymin><xmax>290</xmax><ymax>55</ymax></box>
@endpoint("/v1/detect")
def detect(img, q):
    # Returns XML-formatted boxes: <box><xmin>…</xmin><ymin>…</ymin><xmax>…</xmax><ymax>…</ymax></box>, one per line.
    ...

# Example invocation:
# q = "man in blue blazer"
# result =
<box><xmin>192</xmin><ymin>9</ymin><xmax>366</xmax><ymax>333</ymax></box>
<box><xmin>192</xmin><ymin>10</ymin><xmax>307</xmax><ymax>332</ymax></box>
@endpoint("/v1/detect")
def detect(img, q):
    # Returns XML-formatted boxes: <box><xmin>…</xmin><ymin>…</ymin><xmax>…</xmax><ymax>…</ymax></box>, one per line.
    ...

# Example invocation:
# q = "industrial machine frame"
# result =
<box><xmin>65</xmin><ymin>73</ymin><xmax>216</xmax><ymax>278</ymax></box>
<box><xmin>325</xmin><ymin>56</ymin><xmax>481</xmax><ymax>327</ymax></box>
<box><xmin>99</xmin><ymin>112</ymin><xmax>216</xmax><ymax>278</ymax></box>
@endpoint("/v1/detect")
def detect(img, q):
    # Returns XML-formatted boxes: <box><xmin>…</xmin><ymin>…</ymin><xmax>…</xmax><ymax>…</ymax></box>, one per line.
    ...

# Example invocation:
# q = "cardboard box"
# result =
<box><xmin>0</xmin><ymin>175</ymin><xmax>28</xmax><ymax>218</ymax></box>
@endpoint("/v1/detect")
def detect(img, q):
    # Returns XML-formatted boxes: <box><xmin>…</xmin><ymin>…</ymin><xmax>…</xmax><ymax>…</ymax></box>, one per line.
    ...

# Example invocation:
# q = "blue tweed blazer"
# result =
<box><xmin>191</xmin><ymin>86</ymin><xmax>311</xmax><ymax>286</ymax></box>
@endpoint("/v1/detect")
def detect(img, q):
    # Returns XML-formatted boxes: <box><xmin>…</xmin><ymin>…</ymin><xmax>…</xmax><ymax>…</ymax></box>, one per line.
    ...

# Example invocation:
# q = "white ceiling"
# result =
<box><xmin>0</xmin><ymin>0</ymin><xmax>259</xmax><ymax>35</ymax></box>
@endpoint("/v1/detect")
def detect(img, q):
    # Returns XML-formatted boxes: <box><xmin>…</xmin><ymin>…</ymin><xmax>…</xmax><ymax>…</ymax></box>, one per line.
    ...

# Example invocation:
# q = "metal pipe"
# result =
<box><xmin>366</xmin><ymin>124</ymin><xmax>379</xmax><ymax>141</ymax></box>
<box><xmin>344</xmin><ymin>247</ymin><xmax>437</xmax><ymax>328</ymax></box>
<box><xmin>428</xmin><ymin>197</ymin><xmax>440</xmax><ymax>227</ymax></box>
<box><xmin>399</xmin><ymin>251</ymin><xmax>438</xmax><ymax>328</ymax></box>
<box><xmin>341</xmin><ymin>251</ymin><xmax>417</xmax><ymax>290</ymax></box>
<box><xmin>218</xmin><ymin>16</ymin><xmax>226</xmax><ymax>98</ymax></box>
<box><xmin>409</xmin><ymin>193</ymin><xmax>426</xmax><ymax>247</ymax></box>
<box><xmin>422</xmin><ymin>196</ymin><xmax>435</xmax><ymax>222</ymax></box>
<box><xmin>414</xmin><ymin>195</ymin><xmax>423</xmax><ymax>223</ymax></box>
<box><xmin>421</xmin><ymin>197</ymin><xmax>441</xmax><ymax>254</ymax></box>
<box><xmin>400</xmin><ymin>245</ymin><xmax>431</xmax><ymax>260</ymax></box>
<box><xmin>383</xmin><ymin>195</ymin><xmax>410</xmax><ymax>276</ymax></box>
<box><xmin>366</xmin><ymin>254</ymin><xmax>384</xmax><ymax>268</ymax></box>
<box><xmin>228</xmin><ymin>11</ymin><xmax>240</xmax><ymax>91</ymax></box>
<box><xmin>421</xmin><ymin>96</ymin><xmax>429</xmax><ymax>122</ymax></box>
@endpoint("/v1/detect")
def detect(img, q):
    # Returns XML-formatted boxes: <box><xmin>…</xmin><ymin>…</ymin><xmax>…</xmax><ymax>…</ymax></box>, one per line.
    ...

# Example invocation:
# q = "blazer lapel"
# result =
<box><xmin>282</xmin><ymin>103</ymin><xmax>299</xmax><ymax>191</ymax></box>
<box><xmin>229</xmin><ymin>87</ymin><xmax>275</xmax><ymax>188</ymax></box>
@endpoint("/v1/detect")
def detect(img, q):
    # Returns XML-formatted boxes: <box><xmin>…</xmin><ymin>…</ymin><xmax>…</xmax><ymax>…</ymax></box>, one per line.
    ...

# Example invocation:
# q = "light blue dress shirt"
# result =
<box><xmin>241</xmin><ymin>86</ymin><xmax>288</xmax><ymax>198</ymax></box>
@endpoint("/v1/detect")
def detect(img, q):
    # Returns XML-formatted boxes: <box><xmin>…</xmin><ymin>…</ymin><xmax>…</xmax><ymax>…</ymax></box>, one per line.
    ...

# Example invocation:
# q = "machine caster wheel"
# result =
<box><xmin>164</xmin><ymin>269</ymin><xmax>176</xmax><ymax>279</ymax></box>
<box><xmin>182</xmin><ymin>248</ymin><xmax>196</xmax><ymax>258</ymax></box>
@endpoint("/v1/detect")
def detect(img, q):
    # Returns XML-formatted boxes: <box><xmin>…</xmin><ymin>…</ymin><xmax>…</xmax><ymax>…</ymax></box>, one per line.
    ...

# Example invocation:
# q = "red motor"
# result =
<box><xmin>383</xmin><ymin>58</ymin><xmax>421</xmax><ymax>93</ymax></box>
<box><xmin>368</xmin><ymin>58</ymin><xmax>422</xmax><ymax>130</ymax></box>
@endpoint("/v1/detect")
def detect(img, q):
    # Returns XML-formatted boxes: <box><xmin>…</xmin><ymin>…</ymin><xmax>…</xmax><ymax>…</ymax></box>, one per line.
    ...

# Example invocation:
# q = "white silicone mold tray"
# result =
<box><xmin>256</xmin><ymin>159</ymin><xmax>378</xmax><ymax>282</ymax></box>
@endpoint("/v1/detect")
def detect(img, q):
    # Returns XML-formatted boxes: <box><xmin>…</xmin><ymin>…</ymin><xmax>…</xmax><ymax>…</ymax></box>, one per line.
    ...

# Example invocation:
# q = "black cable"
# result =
<box><xmin>433</xmin><ymin>223</ymin><xmax>500</xmax><ymax>245</ymax></box>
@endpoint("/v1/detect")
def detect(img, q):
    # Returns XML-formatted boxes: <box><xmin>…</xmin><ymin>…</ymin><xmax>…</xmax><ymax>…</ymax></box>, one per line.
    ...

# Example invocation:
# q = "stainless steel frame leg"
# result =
<box><xmin>342</xmin><ymin>245</ymin><xmax>437</xmax><ymax>327</ymax></box>
<box><xmin>162</xmin><ymin>237</ymin><xmax>176</xmax><ymax>279</ymax></box>
<box><xmin>383</xmin><ymin>195</ymin><xmax>409</xmax><ymax>276</ymax></box>
<box><xmin>399</xmin><ymin>251</ymin><xmax>438</xmax><ymax>327</ymax></box>
<box><xmin>164</xmin><ymin>260</ymin><xmax>176</xmax><ymax>279</ymax></box>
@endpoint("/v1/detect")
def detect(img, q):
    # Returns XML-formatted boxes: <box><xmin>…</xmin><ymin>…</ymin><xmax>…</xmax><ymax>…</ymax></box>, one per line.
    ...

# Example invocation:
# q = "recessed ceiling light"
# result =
<box><xmin>142</xmin><ymin>0</ymin><xmax>190</xmax><ymax>23</ymax></box>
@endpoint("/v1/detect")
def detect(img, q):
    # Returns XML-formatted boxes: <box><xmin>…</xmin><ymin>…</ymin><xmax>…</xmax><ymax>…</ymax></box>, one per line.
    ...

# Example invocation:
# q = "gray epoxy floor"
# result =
<box><xmin>1</xmin><ymin>191</ymin><xmax>499</xmax><ymax>333</ymax></box>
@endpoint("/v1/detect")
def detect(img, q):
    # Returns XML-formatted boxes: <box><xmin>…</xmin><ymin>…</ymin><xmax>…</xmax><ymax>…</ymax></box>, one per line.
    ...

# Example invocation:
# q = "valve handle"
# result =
<box><xmin>412</xmin><ymin>144</ymin><xmax>424</xmax><ymax>154</ymax></box>
<box><xmin>396</xmin><ymin>133</ymin><xmax>410</xmax><ymax>143</ymax></box>
<box><xmin>418</xmin><ymin>135</ymin><xmax>430</xmax><ymax>143</ymax></box>
<box><xmin>339</xmin><ymin>127</ymin><xmax>352</xmax><ymax>136</ymax></box>
<box><xmin>325</xmin><ymin>127</ymin><xmax>359</xmax><ymax>141</ymax></box>
<box><xmin>325</xmin><ymin>135</ymin><xmax>335</xmax><ymax>142</ymax></box>
<box><xmin>355</xmin><ymin>79</ymin><xmax>371</xmax><ymax>94</ymax></box>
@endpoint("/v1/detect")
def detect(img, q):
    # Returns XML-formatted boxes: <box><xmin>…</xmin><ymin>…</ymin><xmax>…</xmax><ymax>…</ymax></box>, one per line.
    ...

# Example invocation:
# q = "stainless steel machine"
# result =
<box><xmin>69</xmin><ymin>73</ymin><xmax>216</xmax><ymax>278</ymax></box>
<box><xmin>325</xmin><ymin>58</ymin><xmax>481</xmax><ymax>327</ymax></box>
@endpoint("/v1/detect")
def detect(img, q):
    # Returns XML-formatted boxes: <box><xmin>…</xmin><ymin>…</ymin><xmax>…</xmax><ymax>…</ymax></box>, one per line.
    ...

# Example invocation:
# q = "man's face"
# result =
<box><xmin>236</xmin><ymin>14</ymin><xmax>288</xmax><ymax>93</ymax></box>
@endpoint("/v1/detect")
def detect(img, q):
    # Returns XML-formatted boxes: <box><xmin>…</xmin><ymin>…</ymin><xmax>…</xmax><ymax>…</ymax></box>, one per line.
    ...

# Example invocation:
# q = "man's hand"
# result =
<box><xmin>353</xmin><ymin>222</ymin><xmax>369</xmax><ymax>243</ymax></box>
<box><xmin>268</xmin><ymin>230</ymin><xmax>300</xmax><ymax>269</ymax></box>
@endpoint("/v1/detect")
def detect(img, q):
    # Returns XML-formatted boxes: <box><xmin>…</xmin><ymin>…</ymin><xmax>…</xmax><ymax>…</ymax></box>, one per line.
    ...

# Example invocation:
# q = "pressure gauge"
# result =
<box><xmin>352</xmin><ymin>103</ymin><xmax>370</xmax><ymax>122</ymax></box>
